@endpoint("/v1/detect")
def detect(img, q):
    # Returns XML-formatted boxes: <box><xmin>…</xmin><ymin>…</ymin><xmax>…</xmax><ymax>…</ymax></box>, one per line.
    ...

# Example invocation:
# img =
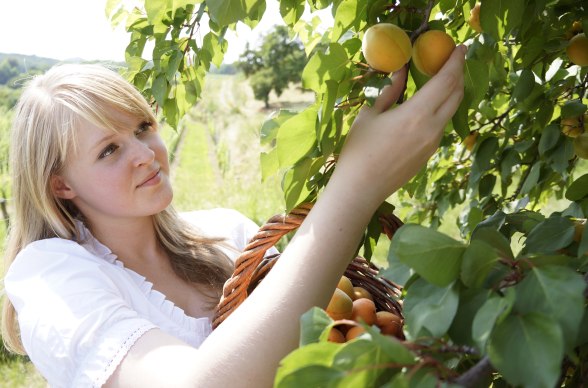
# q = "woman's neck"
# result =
<box><xmin>87</xmin><ymin>216</ymin><xmax>166</xmax><ymax>269</ymax></box>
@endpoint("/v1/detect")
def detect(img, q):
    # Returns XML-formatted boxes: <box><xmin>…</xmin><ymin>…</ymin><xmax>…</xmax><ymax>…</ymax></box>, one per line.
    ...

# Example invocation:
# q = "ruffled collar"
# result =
<box><xmin>73</xmin><ymin>219</ymin><xmax>212</xmax><ymax>339</ymax></box>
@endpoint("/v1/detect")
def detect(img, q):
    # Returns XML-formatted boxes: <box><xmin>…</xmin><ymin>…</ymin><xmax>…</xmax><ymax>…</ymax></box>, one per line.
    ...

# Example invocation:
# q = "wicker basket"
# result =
<box><xmin>212</xmin><ymin>203</ymin><xmax>405</xmax><ymax>331</ymax></box>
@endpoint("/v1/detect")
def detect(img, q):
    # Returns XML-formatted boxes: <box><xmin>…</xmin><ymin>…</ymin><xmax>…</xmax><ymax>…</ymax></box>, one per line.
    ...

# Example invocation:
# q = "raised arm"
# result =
<box><xmin>106</xmin><ymin>45</ymin><xmax>466</xmax><ymax>388</ymax></box>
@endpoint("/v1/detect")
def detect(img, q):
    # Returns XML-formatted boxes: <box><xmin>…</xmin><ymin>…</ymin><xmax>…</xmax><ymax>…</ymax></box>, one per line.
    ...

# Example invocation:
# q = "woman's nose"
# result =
<box><xmin>131</xmin><ymin>138</ymin><xmax>155</xmax><ymax>167</ymax></box>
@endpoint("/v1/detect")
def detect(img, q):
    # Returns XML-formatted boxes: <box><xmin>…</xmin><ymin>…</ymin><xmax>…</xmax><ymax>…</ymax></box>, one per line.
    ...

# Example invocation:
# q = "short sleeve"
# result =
<box><xmin>4</xmin><ymin>239</ymin><xmax>157</xmax><ymax>388</ymax></box>
<box><xmin>181</xmin><ymin>208</ymin><xmax>280</xmax><ymax>262</ymax></box>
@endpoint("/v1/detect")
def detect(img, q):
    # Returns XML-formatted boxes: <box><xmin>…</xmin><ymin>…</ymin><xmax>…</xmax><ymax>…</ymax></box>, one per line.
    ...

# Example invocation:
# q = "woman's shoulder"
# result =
<box><xmin>5</xmin><ymin>237</ymin><xmax>110</xmax><ymax>286</ymax></box>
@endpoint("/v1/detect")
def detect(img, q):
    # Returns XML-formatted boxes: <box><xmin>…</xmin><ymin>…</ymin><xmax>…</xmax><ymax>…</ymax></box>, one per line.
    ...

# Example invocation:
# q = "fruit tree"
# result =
<box><xmin>108</xmin><ymin>0</ymin><xmax>588</xmax><ymax>386</ymax></box>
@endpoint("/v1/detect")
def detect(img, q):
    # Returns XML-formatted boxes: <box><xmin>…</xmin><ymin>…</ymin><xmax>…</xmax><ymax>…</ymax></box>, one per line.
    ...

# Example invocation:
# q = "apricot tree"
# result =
<box><xmin>108</xmin><ymin>0</ymin><xmax>588</xmax><ymax>386</ymax></box>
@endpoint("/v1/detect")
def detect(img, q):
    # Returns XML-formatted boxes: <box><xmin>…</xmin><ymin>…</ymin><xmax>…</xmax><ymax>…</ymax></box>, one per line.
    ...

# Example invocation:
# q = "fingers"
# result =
<box><xmin>372</xmin><ymin>66</ymin><xmax>408</xmax><ymax>113</ymax></box>
<box><xmin>409</xmin><ymin>45</ymin><xmax>467</xmax><ymax>116</ymax></box>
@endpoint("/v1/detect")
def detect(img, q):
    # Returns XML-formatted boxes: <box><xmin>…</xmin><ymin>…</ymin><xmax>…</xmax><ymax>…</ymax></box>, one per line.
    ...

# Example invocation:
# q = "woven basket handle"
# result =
<box><xmin>212</xmin><ymin>203</ymin><xmax>403</xmax><ymax>328</ymax></box>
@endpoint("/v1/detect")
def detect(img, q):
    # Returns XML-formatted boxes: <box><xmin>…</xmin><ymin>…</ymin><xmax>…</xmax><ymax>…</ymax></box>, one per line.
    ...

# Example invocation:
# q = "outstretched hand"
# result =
<box><xmin>331</xmin><ymin>44</ymin><xmax>467</xmax><ymax>210</ymax></box>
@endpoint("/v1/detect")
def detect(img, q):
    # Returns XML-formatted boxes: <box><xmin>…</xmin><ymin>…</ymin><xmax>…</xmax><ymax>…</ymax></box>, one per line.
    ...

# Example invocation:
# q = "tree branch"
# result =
<box><xmin>453</xmin><ymin>357</ymin><xmax>494</xmax><ymax>387</ymax></box>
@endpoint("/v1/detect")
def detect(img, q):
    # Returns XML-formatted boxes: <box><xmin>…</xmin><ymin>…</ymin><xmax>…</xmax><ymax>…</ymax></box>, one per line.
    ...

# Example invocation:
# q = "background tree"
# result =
<box><xmin>237</xmin><ymin>25</ymin><xmax>307</xmax><ymax>108</ymax></box>
<box><xmin>108</xmin><ymin>0</ymin><xmax>588</xmax><ymax>386</ymax></box>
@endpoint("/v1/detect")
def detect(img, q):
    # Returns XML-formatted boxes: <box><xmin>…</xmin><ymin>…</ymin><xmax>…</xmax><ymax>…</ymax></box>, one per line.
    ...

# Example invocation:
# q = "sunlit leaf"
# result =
<box><xmin>391</xmin><ymin>224</ymin><xmax>465</xmax><ymax>287</ymax></box>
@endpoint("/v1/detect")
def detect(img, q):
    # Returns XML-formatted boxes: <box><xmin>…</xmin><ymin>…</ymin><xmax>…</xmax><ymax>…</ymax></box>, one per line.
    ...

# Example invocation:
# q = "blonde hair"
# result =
<box><xmin>1</xmin><ymin>64</ymin><xmax>233</xmax><ymax>354</ymax></box>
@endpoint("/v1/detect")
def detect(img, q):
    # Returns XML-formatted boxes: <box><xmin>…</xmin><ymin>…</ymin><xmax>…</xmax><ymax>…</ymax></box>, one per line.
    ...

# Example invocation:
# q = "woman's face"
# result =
<box><xmin>52</xmin><ymin>108</ymin><xmax>173</xmax><ymax>225</ymax></box>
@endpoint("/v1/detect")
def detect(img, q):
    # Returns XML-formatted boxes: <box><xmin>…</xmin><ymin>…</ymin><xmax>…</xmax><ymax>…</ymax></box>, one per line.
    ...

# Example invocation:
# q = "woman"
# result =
<box><xmin>2</xmin><ymin>45</ymin><xmax>466</xmax><ymax>387</ymax></box>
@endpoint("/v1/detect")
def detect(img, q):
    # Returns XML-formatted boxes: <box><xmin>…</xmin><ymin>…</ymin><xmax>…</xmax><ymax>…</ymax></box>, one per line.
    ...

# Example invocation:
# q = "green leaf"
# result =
<box><xmin>471</xmin><ymin>226</ymin><xmax>514</xmax><ymax>260</ymax></box>
<box><xmin>332</xmin><ymin>340</ymin><xmax>392</xmax><ymax>386</ymax></box>
<box><xmin>165</xmin><ymin>50</ymin><xmax>183</xmax><ymax>81</ymax></box>
<box><xmin>260</xmin><ymin>149</ymin><xmax>279</xmax><ymax>181</ymax></box>
<box><xmin>152</xmin><ymin>73</ymin><xmax>168</xmax><ymax>106</ymax></box>
<box><xmin>480</xmin><ymin>0</ymin><xmax>524</xmax><ymax>40</ymax></box>
<box><xmin>391</xmin><ymin>224</ymin><xmax>465</xmax><ymax>287</ymax></box>
<box><xmin>561</xmin><ymin>100</ymin><xmax>587</xmax><ymax>118</ymax></box>
<box><xmin>470</xmin><ymin>136</ymin><xmax>499</xmax><ymax>185</ymax></box>
<box><xmin>451</xmin><ymin>98</ymin><xmax>470</xmax><ymax>139</ymax></box>
<box><xmin>299</xmin><ymin>307</ymin><xmax>333</xmax><ymax>346</ymax></box>
<box><xmin>461</xmin><ymin>240</ymin><xmax>500</xmax><ymax>288</ymax></box>
<box><xmin>276</xmin><ymin>365</ymin><xmax>345</xmax><ymax>387</ymax></box>
<box><xmin>514</xmin><ymin>265</ymin><xmax>586</xmax><ymax>351</ymax></box>
<box><xmin>282</xmin><ymin>157</ymin><xmax>324</xmax><ymax>211</ymax></box>
<box><xmin>524</xmin><ymin>216</ymin><xmax>575</xmax><ymax>254</ymax></box>
<box><xmin>448</xmin><ymin>289</ymin><xmax>490</xmax><ymax>348</ymax></box>
<box><xmin>403</xmin><ymin>278</ymin><xmax>460</xmax><ymax>339</ymax></box>
<box><xmin>463</xmin><ymin>59</ymin><xmax>489</xmax><ymax>109</ymax></box>
<box><xmin>472</xmin><ymin>289</ymin><xmax>516</xmax><ymax>351</ymax></box>
<box><xmin>382</xmin><ymin>248</ymin><xmax>414</xmax><ymax>286</ymax></box>
<box><xmin>163</xmin><ymin>97</ymin><xmax>179</xmax><ymax>128</ymax></box>
<box><xmin>488</xmin><ymin>313</ymin><xmax>564</xmax><ymax>388</ymax></box>
<box><xmin>512</xmin><ymin>69</ymin><xmax>536</xmax><ymax>104</ymax></box>
<box><xmin>566</xmin><ymin>173</ymin><xmax>588</xmax><ymax>201</ymax></box>
<box><xmin>280</xmin><ymin>0</ymin><xmax>305</xmax><ymax>25</ymax></box>
<box><xmin>538</xmin><ymin>124</ymin><xmax>560</xmax><ymax>156</ymax></box>
<box><xmin>206</xmin><ymin>0</ymin><xmax>247</xmax><ymax>27</ymax></box>
<box><xmin>331</xmin><ymin>0</ymin><xmax>366</xmax><ymax>42</ymax></box>
<box><xmin>145</xmin><ymin>0</ymin><xmax>168</xmax><ymax>24</ymax></box>
<box><xmin>519</xmin><ymin>161</ymin><xmax>542</xmax><ymax>196</ymax></box>
<box><xmin>274</xmin><ymin>343</ymin><xmax>342</xmax><ymax>387</ymax></box>
<box><xmin>302</xmin><ymin>44</ymin><xmax>349</xmax><ymax>93</ymax></box>
<box><xmin>364</xmin><ymin>326</ymin><xmax>416</xmax><ymax>365</ymax></box>
<box><xmin>276</xmin><ymin>105</ymin><xmax>318</xmax><ymax>168</ymax></box>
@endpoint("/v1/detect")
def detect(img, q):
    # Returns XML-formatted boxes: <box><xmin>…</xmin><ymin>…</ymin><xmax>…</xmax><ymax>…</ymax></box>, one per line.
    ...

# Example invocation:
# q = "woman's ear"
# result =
<box><xmin>51</xmin><ymin>175</ymin><xmax>76</xmax><ymax>199</ymax></box>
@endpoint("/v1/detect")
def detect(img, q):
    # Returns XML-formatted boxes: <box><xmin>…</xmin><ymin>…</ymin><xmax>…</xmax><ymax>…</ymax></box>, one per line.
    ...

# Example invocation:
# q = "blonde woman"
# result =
<box><xmin>2</xmin><ymin>45</ymin><xmax>466</xmax><ymax>387</ymax></box>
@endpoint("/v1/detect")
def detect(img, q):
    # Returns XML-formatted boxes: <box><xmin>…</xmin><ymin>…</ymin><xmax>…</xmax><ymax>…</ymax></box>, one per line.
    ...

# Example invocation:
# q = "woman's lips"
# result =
<box><xmin>137</xmin><ymin>169</ymin><xmax>161</xmax><ymax>187</ymax></box>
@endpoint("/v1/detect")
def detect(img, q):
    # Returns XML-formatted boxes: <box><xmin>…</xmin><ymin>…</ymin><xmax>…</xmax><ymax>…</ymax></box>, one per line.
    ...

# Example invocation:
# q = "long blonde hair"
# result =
<box><xmin>1</xmin><ymin>64</ymin><xmax>234</xmax><ymax>354</ymax></box>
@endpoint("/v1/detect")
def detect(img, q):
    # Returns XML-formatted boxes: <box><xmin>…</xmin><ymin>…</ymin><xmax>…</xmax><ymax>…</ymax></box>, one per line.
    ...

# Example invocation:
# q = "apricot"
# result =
<box><xmin>375</xmin><ymin>311</ymin><xmax>403</xmax><ymax>337</ymax></box>
<box><xmin>463</xmin><ymin>131</ymin><xmax>478</xmax><ymax>151</ymax></box>
<box><xmin>327</xmin><ymin>327</ymin><xmax>346</xmax><ymax>343</ymax></box>
<box><xmin>337</xmin><ymin>275</ymin><xmax>355</xmax><ymax>300</ymax></box>
<box><xmin>352</xmin><ymin>286</ymin><xmax>373</xmax><ymax>301</ymax></box>
<box><xmin>573</xmin><ymin>219</ymin><xmax>586</xmax><ymax>243</ymax></box>
<box><xmin>572</xmin><ymin>21</ymin><xmax>583</xmax><ymax>34</ymax></box>
<box><xmin>362</xmin><ymin>23</ymin><xmax>412</xmax><ymax>73</ymax></box>
<box><xmin>567</xmin><ymin>33</ymin><xmax>588</xmax><ymax>67</ymax></box>
<box><xmin>412</xmin><ymin>30</ymin><xmax>456</xmax><ymax>77</ymax></box>
<box><xmin>468</xmin><ymin>3</ymin><xmax>482</xmax><ymax>33</ymax></box>
<box><xmin>561</xmin><ymin>116</ymin><xmax>584</xmax><ymax>138</ymax></box>
<box><xmin>326</xmin><ymin>288</ymin><xmax>354</xmax><ymax>320</ymax></box>
<box><xmin>573</xmin><ymin>133</ymin><xmax>588</xmax><ymax>159</ymax></box>
<box><xmin>345</xmin><ymin>325</ymin><xmax>367</xmax><ymax>341</ymax></box>
<box><xmin>351</xmin><ymin>298</ymin><xmax>377</xmax><ymax>325</ymax></box>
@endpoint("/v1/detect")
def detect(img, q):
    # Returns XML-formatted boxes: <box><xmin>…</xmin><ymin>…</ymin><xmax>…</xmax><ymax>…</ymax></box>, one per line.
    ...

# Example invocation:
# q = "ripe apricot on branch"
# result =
<box><xmin>362</xmin><ymin>23</ymin><xmax>412</xmax><ymax>73</ymax></box>
<box><xmin>567</xmin><ymin>33</ymin><xmax>588</xmax><ymax>67</ymax></box>
<box><xmin>573</xmin><ymin>133</ymin><xmax>588</xmax><ymax>159</ymax></box>
<box><xmin>463</xmin><ymin>131</ymin><xmax>478</xmax><ymax>151</ymax></box>
<box><xmin>561</xmin><ymin>116</ymin><xmax>584</xmax><ymax>138</ymax></box>
<box><xmin>468</xmin><ymin>3</ymin><xmax>482</xmax><ymax>33</ymax></box>
<box><xmin>412</xmin><ymin>30</ymin><xmax>456</xmax><ymax>77</ymax></box>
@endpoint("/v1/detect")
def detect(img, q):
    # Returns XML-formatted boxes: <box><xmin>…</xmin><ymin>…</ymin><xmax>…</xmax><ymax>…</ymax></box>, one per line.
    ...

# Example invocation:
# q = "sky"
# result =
<box><xmin>0</xmin><ymin>0</ymin><xmax>322</xmax><ymax>64</ymax></box>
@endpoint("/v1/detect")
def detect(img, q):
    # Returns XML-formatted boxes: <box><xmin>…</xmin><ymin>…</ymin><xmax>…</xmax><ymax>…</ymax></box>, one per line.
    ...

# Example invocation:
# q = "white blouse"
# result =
<box><xmin>4</xmin><ymin>208</ymin><xmax>278</xmax><ymax>388</ymax></box>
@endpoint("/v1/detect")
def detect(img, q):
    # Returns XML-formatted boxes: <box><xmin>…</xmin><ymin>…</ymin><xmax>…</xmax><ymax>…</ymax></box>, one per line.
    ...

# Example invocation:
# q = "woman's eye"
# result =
<box><xmin>99</xmin><ymin>144</ymin><xmax>118</xmax><ymax>159</ymax></box>
<box><xmin>135</xmin><ymin>121</ymin><xmax>153</xmax><ymax>136</ymax></box>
